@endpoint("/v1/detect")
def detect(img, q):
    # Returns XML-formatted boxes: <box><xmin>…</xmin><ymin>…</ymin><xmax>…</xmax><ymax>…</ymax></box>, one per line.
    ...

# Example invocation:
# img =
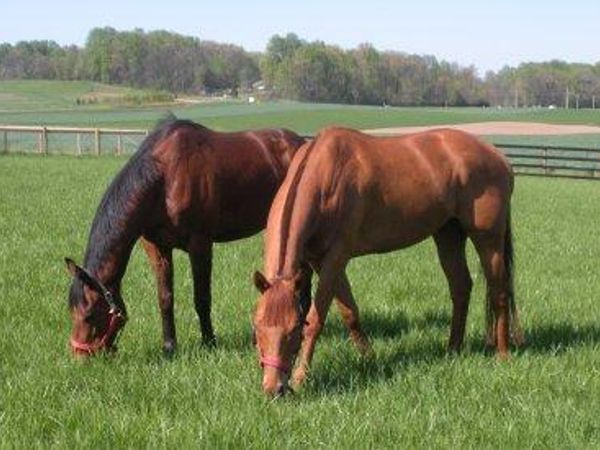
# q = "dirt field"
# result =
<box><xmin>364</xmin><ymin>121</ymin><xmax>600</xmax><ymax>136</ymax></box>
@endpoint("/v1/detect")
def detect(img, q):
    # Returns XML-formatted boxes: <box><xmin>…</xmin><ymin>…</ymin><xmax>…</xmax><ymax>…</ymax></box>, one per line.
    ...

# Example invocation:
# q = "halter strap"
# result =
<box><xmin>260</xmin><ymin>355</ymin><xmax>290</xmax><ymax>373</ymax></box>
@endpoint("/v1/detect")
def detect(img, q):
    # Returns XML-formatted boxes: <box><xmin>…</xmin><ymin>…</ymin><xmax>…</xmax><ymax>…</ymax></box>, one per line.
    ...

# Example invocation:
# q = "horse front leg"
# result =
<box><xmin>292</xmin><ymin>249</ymin><xmax>348</xmax><ymax>388</ymax></box>
<box><xmin>297</xmin><ymin>261</ymin><xmax>313</xmax><ymax>319</ymax></box>
<box><xmin>142</xmin><ymin>238</ymin><xmax>176</xmax><ymax>356</ymax></box>
<box><xmin>189</xmin><ymin>238</ymin><xmax>216</xmax><ymax>347</ymax></box>
<box><xmin>334</xmin><ymin>272</ymin><xmax>371</xmax><ymax>356</ymax></box>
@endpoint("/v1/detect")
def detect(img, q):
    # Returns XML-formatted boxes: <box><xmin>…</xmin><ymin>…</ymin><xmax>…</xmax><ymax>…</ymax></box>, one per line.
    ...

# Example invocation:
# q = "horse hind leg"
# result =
<box><xmin>470</xmin><ymin>231</ymin><xmax>511</xmax><ymax>359</ymax></box>
<box><xmin>189</xmin><ymin>238</ymin><xmax>216</xmax><ymax>347</ymax></box>
<box><xmin>434</xmin><ymin>219</ymin><xmax>472</xmax><ymax>353</ymax></box>
<box><xmin>142</xmin><ymin>238</ymin><xmax>177</xmax><ymax>355</ymax></box>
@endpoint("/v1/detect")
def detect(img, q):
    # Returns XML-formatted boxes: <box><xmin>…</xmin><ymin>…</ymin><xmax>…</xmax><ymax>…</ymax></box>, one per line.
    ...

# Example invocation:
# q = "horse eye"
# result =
<box><xmin>79</xmin><ymin>303</ymin><xmax>94</xmax><ymax>323</ymax></box>
<box><xmin>83</xmin><ymin>310</ymin><xmax>95</xmax><ymax>324</ymax></box>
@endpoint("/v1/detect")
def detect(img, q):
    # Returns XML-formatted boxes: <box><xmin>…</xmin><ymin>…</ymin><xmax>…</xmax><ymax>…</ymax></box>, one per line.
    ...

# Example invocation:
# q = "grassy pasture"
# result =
<box><xmin>1</xmin><ymin>153</ymin><xmax>600</xmax><ymax>448</ymax></box>
<box><xmin>3</xmin><ymin>102</ymin><xmax>600</xmax><ymax>134</ymax></box>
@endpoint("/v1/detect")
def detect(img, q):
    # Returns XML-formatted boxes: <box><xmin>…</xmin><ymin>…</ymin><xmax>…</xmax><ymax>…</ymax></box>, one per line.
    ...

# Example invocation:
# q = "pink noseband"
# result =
<box><xmin>260</xmin><ymin>355</ymin><xmax>290</xmax><ymax>373</ymax></box>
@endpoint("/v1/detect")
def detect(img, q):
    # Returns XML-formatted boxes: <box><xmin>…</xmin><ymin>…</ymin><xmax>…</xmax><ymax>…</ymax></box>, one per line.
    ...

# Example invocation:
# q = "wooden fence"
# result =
<box><xmin>0</xmin><ymin>125</ymin><xmax>148</xmax><ymax>155</ymax></box>
<box><xmin>2</xmin><ymin>125</ymin><xmax>600</xmax><ymax>180</ymax></box>
<box><xmin>495</xmin><ymin>142</ymin><xmax>600</xmax><ymax>179</ymax></box>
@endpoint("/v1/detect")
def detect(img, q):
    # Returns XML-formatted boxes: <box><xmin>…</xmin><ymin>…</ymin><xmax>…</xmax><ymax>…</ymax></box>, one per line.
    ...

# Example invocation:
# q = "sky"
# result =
<box><xmin>2</xmin><ymin>0</ymin><xmax>599</xmax><ymax>74</ymax></box>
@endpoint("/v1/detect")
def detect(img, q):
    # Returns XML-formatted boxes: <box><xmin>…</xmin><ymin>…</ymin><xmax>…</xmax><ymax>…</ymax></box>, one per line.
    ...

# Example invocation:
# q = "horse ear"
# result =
<box><xmin>64</xmin><ymin>257</ymin><xmax>101</xmax><ymax>291</ymax></box>
<box><xmin>65</xmin><ymin>257</ymin><xmax>82</xmax><ymax>278</ymax></box>
<box><xmin>253</xmin><ymin>271</ymin><xmax>271</xmax><ymax>293</ymax></box>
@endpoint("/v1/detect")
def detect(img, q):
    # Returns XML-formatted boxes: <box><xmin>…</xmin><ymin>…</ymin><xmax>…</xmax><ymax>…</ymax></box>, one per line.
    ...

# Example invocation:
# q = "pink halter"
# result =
<box><xmin>70</xmin><ymin>309</ymin><xmax>127</xmax><ymax>355</ymax></box>
<box><xmin>260</xmin><ymin>355</ymin><xmax>290</xmax><ymax>373</ymax></box>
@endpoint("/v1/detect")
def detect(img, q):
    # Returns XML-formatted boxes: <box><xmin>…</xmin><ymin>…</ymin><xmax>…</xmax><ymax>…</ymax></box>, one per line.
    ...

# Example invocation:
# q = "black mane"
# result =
<box><xmin>69</xmin><ymin>116</ymin><xmax>209</xmax><ymax>307</ymax></box>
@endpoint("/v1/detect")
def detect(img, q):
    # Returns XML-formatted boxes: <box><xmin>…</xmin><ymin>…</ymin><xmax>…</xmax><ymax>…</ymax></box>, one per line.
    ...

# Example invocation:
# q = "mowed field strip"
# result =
<box><xmin>366</xmin><ymin>121</ymin><xmax>600</xmax><ymax>136</ymax></box>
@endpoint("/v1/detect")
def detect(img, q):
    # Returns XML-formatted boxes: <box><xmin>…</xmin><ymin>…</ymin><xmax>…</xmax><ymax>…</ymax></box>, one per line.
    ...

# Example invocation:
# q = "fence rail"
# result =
<box><xmin>2</xmin><ymin>125</ymin><xmax>600</xmax><ymax>180</ymax></box>
<box><xmin>0</xmin><ymin>125</ymin><xmax>148</xmax><ymax>155</ymax></box>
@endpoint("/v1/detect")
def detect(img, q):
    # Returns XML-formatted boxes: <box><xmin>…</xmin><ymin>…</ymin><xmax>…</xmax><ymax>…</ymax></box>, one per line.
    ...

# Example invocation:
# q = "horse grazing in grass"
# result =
<box><xmin>65</xmin><ymin>117</ymin><xmax>310</xmax><ymax>356</ymax></box>
<box><xmin>252</xmin><ymin>127</ymin><xmax>524</xmax><ymax>396</ymax></box>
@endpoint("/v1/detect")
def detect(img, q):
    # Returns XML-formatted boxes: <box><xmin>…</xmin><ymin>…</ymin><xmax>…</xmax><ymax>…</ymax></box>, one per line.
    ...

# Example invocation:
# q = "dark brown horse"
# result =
<box><xmin>253</xmin><ymin>127</ymin><xmax>524</xmax><ymax>396</ymax></box>
<box><xmin>65</xmin><ymin>117</ymin><xmax>309</xmax><ymax>356</ymax></box>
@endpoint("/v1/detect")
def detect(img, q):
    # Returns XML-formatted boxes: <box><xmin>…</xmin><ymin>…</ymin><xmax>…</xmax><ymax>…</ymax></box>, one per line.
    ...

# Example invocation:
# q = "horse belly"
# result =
<box><xmin>212</xmin><ymin>189</ymin><xmax>275</xmax><ymax>242</ymax></box>
<box><xmin>353</xmin><ymin>203</ymin><xmax>451</xmax><ymax>256</ymax></box>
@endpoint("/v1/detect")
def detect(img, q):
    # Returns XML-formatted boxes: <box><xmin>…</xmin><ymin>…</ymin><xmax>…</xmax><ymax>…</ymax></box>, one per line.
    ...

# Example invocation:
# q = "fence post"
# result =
<box><xmin>42</xmin><ymin>127</ymin><xmax>48</xmax><ymax>154</ymax></box>
<box><xmin>543</xmin><ymin>147</ymin><xmax>548</xmax><ymax>175</ymax></box>
<box><xmin>95</xmin><ymin>128</ymin><xmax>100</xmax><ymax>155</ymax></box>
<box><xmin>117</xmin><ymin>133</ymin><xmax>122</xmax><ymax>156</ymax></box>
<box><xmin>38</xmin><ymin>128</ymin><xmax>47</xmax><ymax>154</ymax></box>
<box><xmin>2</xmin><ymin>131</ymin><xmax>7</xmax><ymax>153</ymax></box>
<box><xmin>76</xmin><ymin>133</ymin><xmax>82</xmax><ymax>156</ymax></box>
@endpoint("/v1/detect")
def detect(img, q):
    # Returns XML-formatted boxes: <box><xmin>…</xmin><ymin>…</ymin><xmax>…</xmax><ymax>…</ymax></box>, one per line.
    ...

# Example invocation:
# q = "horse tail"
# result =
<box><xmin>494</xmin><ymin>205</ymin><xmax>524</xmax><ymax>346</ymax></box>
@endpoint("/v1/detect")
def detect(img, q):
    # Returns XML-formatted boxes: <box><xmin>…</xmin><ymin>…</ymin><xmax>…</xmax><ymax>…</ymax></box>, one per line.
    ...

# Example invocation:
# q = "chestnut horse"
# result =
<box><xmin>65</xmin><ymin>117</ymin><xmax>310</xmax><ymax>356</ymax></box>
<box><xmin>253</xmin><ymin>127</ymin><xmax>523</xmax><ymax>396</ymax></box>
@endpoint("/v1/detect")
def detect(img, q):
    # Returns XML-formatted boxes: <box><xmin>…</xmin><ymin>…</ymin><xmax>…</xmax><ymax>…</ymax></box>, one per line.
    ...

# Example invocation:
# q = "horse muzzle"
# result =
<box><xmin>70</xmin><ymin>309</ymin><xmax>127</xmax><ymax>356</ymax></box>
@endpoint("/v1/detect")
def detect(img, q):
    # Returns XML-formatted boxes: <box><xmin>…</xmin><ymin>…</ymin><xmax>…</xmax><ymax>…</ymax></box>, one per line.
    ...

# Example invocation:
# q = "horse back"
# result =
<box><xmin>151</xmin><ymin>125</ymin><xmax>305</xmax><ymax>243</ymax></box>
<box><xmin>301</xmin><ymin>127</ymin><xmax>513</xmax><ymax>254</ymax></box>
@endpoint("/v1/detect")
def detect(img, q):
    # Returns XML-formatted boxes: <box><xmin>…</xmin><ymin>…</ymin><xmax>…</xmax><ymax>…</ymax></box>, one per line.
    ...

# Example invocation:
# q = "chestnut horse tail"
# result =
<box><xmin>486</xmin><ymin>206</ymin><xmax>524</xmax><ymax>346</ymax></box>
<box><xmin>505</xmin><ymin>207</ymin><xmax>524</xmax><ymax>346</ymax></box>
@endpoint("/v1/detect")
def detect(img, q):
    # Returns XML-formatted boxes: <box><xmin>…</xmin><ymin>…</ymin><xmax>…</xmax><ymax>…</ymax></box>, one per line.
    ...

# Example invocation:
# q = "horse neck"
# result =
<box><xmin>82</xmin><ymin>207</ymin><xmax>143</xmax><ymax>292</ymax></box>
<box><xmin>82</xmin><ymin>165</ymin><xmax>159</xmax><ymax>290</ymax></box>
<box><xmin>265</xmin><ymin>142</ymin><xmax>315</xmax><ymax>281</ymax></box>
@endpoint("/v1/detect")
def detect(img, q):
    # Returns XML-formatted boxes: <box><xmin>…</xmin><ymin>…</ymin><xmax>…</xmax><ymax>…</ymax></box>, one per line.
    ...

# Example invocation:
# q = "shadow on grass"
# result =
<box><xmin>321</xmin><ymin>308</ymin><xmax>450</xmax><ymax>340</ymax></box>
<box><xmin>307</xmin><ymin>319</ymin><xmax>600</xmax><ymax>396</ymax></box>
<box><xmin>522</xmin><ymin>322</ymin><xmax>600</xmax><ymax>354</ymax></box>
<box><xmin>306</xmin><ymin>340</ymin><xmax>447</xmax><ymax>397</ymax></box>
<box><xmin>304</xmin><ymin>308</ymin><xmax>453</xmax><ymax>396</ymax></box>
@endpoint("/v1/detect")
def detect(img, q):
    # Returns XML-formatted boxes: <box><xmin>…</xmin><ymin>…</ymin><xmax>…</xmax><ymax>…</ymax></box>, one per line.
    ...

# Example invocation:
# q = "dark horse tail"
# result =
<box><xmin>486</xmin><ymin>205</ymin><xmax>524</xmax><ymax>346</ymax></box>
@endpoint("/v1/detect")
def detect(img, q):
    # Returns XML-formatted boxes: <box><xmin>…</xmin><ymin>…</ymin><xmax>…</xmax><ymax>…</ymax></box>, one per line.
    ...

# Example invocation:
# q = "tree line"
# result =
<box><xmin>2</xmin><ymin>28</ymin><xmax>600</xmax><ymax>107</ymax></box>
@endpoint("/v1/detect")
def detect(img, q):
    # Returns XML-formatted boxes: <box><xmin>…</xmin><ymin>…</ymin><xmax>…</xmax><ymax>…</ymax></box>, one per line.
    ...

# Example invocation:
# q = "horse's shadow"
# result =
<box><xmin>305</xmin><ymin>308</ymin><xmax>450</xmax><ymax>395</ymax></box>
<box><xmin>320</xmin><ymin>307</ymin><xmax>449</xmax><ymax>340</ymax></box>
<box><xmin>303</xmin><ymin>310</ymin><xmax>600</xmax><ymax>396</ymax></box>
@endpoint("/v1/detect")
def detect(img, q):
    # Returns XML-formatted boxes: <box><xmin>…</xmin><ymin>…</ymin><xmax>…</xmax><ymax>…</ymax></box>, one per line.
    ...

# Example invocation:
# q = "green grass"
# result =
<box><xmin>1</xmin><ymin>154</ymin><xmax>600</xmax><ymax>448</ymax></box>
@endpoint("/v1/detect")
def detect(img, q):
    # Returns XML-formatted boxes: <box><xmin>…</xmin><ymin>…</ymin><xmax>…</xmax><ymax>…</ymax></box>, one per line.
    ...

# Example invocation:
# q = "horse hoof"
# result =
<box><xmin>201</xmin><ymin>336</ymin><xmax>217</xmax><ymax>348</ymax></box>
<box><xmin>291</xmin><ymin>367</ymin><xmax>307</xmax><ymax>388</ymax></box>
<box><xmin>496</xmin><ymin>351</ymin><xmax>511</xmax><ymax>362</ymax></box>
<box><xmin>446</xmin><ymin>347</ymin><xmax>461</xmax><ymax>357</ymax></box>
<box><xmin>163</xmin><ymin>342</ymin><xmax>177</xmax><ymax>358</ymax></box>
